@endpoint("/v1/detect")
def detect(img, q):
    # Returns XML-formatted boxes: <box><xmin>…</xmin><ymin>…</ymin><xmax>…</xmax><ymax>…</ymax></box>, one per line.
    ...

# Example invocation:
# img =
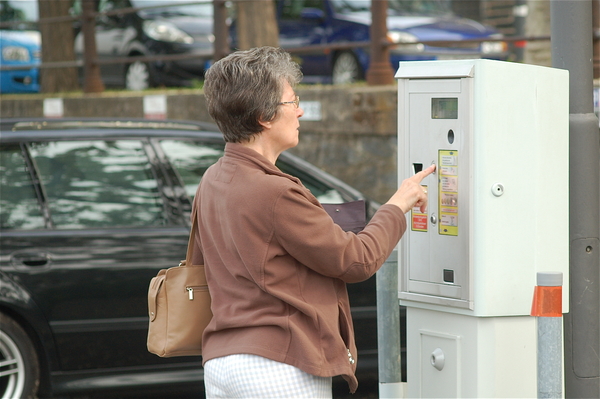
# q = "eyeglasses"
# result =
<box><xmin>278</xmin><ymin>95</ymin><xmax>300</xmax><ymax>109</ymax></box>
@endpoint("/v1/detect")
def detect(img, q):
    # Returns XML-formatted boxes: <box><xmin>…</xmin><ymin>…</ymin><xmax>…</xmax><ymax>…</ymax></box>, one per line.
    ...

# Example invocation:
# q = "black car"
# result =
<box><xmin>72</xmin><ymin>0</ymin><xmax>215</xmax><ymax>90</ymax></box>
<box><xmin>0</xmin><ymin>119</ymin><xmax>384</xmax><ymax>398</ymax></box>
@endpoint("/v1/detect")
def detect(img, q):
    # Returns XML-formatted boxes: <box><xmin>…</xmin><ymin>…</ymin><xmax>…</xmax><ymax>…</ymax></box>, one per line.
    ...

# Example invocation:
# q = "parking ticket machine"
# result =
<box><xmin>396</xmin><ymin>60</ymin><xmax>569</xmax><ymax>398</ymax></box>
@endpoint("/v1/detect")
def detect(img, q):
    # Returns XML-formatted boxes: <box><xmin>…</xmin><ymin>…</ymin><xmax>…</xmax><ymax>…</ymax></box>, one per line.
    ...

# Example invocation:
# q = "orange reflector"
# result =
<box><xmin>514</xmin><ymin>40</ymin><xmax>527</xmax><ymax>48</ymax></box>
<box><xmin>531</xmin><ymin>285</ymin><xmax>562</xmax><ymax>317</ymax></box>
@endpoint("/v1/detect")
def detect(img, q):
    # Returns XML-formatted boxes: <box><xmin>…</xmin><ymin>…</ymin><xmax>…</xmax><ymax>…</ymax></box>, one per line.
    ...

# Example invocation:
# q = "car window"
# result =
<box><xmin>280</xmin><ymin>0</ymin><xmax>326</xmax><ymax>19</ymax></box>
<box><xmin>29</xmin><ymin>140</ymin><xmax>166</xmax><ymax>229</ymax></box>
<box><xmin>275</xmin><ymin>161</ymin><xmax>345</xmax><ymax>203</ymax></box>
<box><xmin>132</xmin><ymin>0</ymin><xmax>213</xmax><ymax>18</ymax></box>
<box><xmin>0</xmin><ymin>0</ymin><xmax>38</xmax><ymax>29</ymax></box>
<box><xmin>0</xmin><ymin>144</ymin><xmax>45</xmax><ymax>230</ymax></box>
<box><xmin>159</xmin><ymin>140</ymin><xmax>224</xmax><ymax>198</ymax></box>
<box><xmin>160</xmin><ymin>139</ymin><xmax>345</xmax><ymax>204</ymax></box>
<box><xmin>329</xmin><ymin>0</ymin><xmax>371</xmax><ymax>13</ymax></box>
<box><xmin>330</xmin><ymin>0</ymin><xmax>451</xmax><ymax>15</ymax></box>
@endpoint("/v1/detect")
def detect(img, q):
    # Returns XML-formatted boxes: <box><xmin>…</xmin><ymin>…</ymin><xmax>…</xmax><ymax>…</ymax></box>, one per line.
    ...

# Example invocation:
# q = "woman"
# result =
<box><xmin>193</xmin><ymin>46</ymin><xmax>434</xmax><ymax>398</ymax></box>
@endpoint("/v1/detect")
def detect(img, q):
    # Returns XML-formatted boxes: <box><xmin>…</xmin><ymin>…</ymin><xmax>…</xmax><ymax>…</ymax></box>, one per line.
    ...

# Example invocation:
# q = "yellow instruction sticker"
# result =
<box><xmin>438</xmin><ymin>150</ymin><xmax>458</xmax><ymax>236</ymax></box>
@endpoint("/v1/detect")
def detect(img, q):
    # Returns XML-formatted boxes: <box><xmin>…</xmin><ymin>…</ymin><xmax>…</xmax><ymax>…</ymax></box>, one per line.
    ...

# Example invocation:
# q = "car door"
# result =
<box><xmin>0</xmin><ymin>137</ymin><xmax>195</xmax><ymax>375</ymax></box>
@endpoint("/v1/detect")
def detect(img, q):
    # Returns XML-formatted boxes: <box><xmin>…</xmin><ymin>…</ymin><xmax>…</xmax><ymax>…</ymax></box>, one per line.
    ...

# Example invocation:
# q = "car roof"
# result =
<box><xmin>0</xmin><ymin>118</ymin><xmax>224</xmax><ymax>142</ymax></box>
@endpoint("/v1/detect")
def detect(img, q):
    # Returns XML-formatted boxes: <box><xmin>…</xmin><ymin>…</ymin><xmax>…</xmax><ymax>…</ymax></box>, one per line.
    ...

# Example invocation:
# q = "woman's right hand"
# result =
<box><xmin>386</xmin><ymin>164</ymin><xmax>436</xmax><ymax>214</ymax></box>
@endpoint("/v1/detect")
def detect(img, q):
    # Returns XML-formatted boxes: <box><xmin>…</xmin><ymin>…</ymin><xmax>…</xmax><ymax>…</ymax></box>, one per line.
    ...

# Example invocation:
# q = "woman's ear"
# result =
<box><xmin>258</xmin><ymin>119</ymin><xmax>272</xmax><ymax>130</ymax></box>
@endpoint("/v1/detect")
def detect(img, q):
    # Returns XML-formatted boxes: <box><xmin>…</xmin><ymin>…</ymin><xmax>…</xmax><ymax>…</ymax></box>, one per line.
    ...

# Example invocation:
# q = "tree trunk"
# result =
<box><xmin>38</xmin><ymin>0</ymin><xmax>79</xmax><ymax>93</ymax></box>
<box><xmin>236</xmin><ymin>0</ymin><xmax>278</xmax><ymax>50</ymax></box>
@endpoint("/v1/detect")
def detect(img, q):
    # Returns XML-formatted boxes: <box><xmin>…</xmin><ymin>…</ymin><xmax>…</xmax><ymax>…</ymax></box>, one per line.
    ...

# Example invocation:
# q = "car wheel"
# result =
<box><xmin>332</xmin><ymin>51</ymin><xmax>362</xmax><ymax>84</ymax></box>
<box><xmin>125</xmin><ymin>61</ymin><xmax>151</xmax><ymax>91</ymax></box>
<box><xmin>0</xmin><ymin>313</ymin><xmax>40</xmax><ymax>399</ymax></box>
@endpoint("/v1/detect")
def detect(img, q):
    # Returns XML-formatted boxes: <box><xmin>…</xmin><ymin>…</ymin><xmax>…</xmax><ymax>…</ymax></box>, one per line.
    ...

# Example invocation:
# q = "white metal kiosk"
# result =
<box><xmin>396</xmin><ymin>59</ymin><xmax>570</xmax><ymax>398</ymax></box>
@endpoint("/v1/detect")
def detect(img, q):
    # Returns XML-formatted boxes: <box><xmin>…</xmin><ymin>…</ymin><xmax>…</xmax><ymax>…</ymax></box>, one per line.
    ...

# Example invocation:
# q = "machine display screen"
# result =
<box><xmin>432</xmin><ymin>98</ymin><xmax>458</xmax><ymax>119</ymax></box>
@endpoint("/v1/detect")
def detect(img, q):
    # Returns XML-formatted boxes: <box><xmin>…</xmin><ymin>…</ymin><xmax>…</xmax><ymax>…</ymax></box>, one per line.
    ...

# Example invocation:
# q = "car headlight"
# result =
<box><xmin>388</xmin><ymin>31</ymin><xmax>424</xmax><ymax>52</ymax></box>
<box><xmin>481</xmin><ymin>41</ymin><xmax>506</xmax><ymax>54</ymax></box>
<box><xmin>194</xmin><ymin>33</ymin><xmax>215</xmax><ymax>45</ymax></box>
<box><xmin>143</xmin><ymin>20</ymin><xmax>194</xmax><ymax>44</ymax></box>
<box><xmin>2</xmin><ymin>46</ymin><xmax>31</xmax><ymax>62</ymax></box>
<box><xmin>481</xmin><ymin>33</ymin><xmax>506</xmax><ymax>54</ymax></box>
<box><xmin>388</xmin><ymin>31</ymin><xmax>418</xmax><ymax>44</ymax></box>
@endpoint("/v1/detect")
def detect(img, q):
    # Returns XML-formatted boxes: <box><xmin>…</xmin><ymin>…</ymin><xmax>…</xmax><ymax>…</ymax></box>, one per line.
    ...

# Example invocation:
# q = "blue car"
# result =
<box><xmin>0</xmin><ymin>30</ymin><xmax>40</xmax><ymax>93</ymax></box>
<box><xmin>275</xmin><ymin>0</ymin><xmax>507</xmax><ymax>84</ymax></box>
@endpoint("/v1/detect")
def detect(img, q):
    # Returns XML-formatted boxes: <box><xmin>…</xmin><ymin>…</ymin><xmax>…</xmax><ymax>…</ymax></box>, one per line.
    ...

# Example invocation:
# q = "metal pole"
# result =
<box><xmin>539</xmin><ymin>317</ymin><xmax>563</xmax><ymax>398</ymax></box>
<box><xmin>550</xmin><ymin>1</ymin><xmax>600</xmax><ymax>398</ymax></box>
<box><xmin>377</xmin><ymin>249</ymin><xmax>405</xmax><ymax>398</ymax></box>
<box><xmin>534</xmin><ymin>272</ymin><xmax>564</xmax><ymax>399</ymax></box>
<box><xmin>366</xmin><ymin>0</ymin><xmax>394</xmax><ymax>85</ymax></box>
<box><xmin>81</xmin><ymin>0</ymin><xmax>104</xmax><ymax>93</ymax></box>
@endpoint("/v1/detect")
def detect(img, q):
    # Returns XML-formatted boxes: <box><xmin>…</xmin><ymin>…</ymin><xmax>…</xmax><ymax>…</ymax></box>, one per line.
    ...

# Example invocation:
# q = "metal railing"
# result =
<box><xmin>2</xmin><ymin>0</ymin><xmax>594</xmax><ymax>92</ymax></box>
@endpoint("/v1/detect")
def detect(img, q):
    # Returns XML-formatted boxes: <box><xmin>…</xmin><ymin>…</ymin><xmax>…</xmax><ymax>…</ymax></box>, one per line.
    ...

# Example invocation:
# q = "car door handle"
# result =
<box><xmin>11</xmin><ymin>251</ymin><xmax>52</xmax><ymax>267</ymax></box>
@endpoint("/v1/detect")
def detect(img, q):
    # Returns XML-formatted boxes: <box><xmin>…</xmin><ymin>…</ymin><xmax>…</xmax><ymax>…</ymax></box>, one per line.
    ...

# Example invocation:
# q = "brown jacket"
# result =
<box><xmin>192</xmin><ymin>143</ymin><xmax>406</xmax><ymax>393</ymax></box>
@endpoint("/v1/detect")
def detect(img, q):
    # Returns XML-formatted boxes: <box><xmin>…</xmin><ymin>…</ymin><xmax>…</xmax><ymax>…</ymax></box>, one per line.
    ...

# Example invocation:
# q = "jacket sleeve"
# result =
<box><xmin>272</xmin><ymin>186</ymin><xmax>406</xmax><ymax>283</ymax></box>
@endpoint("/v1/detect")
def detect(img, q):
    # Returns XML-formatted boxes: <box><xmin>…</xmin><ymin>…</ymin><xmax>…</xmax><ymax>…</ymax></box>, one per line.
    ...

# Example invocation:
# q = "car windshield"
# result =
<box><xmin>330</xmin><ymin>0</ymin><xmax>451</xmax><ymax>15</ymax></box>
<box><xmin>132</xmin><ymin>0</ymin><xmax>213</xmax><ymax>18</ymax></box>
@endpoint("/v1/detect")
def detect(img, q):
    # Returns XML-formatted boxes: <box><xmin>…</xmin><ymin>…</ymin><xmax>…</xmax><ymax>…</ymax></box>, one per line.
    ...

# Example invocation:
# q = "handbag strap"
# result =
<box><xmin>185</xmin><ymin>206</ymin><xmax>199</xmax><ymax>263</ymax></box>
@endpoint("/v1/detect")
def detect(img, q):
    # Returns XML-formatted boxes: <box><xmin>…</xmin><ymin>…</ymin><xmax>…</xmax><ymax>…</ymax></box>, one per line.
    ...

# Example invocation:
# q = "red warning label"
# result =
<box><xmin>411</xmin><ymin>185</ymin><xmax>428</xmax><ymax>232</ymax></box>
<box><xmin>412</xmin><ymin>214</ymin><xmax>428</xmax><ymax>231</ymax></box>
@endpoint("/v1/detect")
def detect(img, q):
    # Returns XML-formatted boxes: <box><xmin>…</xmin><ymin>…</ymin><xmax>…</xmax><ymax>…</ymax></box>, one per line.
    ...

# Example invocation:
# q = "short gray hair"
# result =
<box><xmin>203</xmin><ymin>46</ymin><xmax>303</xmax><ymax>143</ymax></box>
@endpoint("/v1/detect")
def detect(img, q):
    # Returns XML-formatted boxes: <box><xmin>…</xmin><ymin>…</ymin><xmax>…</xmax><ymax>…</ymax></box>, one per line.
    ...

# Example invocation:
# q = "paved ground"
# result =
<box><xmin>76</xmin><ymin>376</ymin><xmax>379</xmax><ymax>398</ymax></box>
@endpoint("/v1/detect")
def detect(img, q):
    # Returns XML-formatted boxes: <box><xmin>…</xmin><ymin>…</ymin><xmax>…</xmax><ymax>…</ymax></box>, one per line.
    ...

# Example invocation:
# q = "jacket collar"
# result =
<box><xmin>224</xmin><ymin>142</ymin><xmax>302</xmax><ymax>186</ymax></box>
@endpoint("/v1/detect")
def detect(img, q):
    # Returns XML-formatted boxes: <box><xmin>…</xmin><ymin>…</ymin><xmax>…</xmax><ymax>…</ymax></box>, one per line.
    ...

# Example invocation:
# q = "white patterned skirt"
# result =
<box><xmin>204</xmin><ymin>353</ymin><xmax>333</xmax><ymax>398</ymax></box>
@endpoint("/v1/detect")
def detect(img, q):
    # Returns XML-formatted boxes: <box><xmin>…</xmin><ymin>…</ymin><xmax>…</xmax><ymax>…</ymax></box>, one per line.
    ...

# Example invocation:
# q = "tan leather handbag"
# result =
<box><xmin>147</xmin><ymin>207</ymin><xmax>212</xmax><ymax>357</ymax></box>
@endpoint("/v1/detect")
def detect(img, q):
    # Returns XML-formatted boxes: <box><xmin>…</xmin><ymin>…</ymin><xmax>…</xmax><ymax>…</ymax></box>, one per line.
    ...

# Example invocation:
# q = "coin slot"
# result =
<box><xmin>443</xmin><ymin>269</ymin><xmax>455</xmax><ymax>283</ymax></box>
<box><xmin>448</xmin><ymin>129</ymin><xmax>455</xmax><ymax>144</ymax></box>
